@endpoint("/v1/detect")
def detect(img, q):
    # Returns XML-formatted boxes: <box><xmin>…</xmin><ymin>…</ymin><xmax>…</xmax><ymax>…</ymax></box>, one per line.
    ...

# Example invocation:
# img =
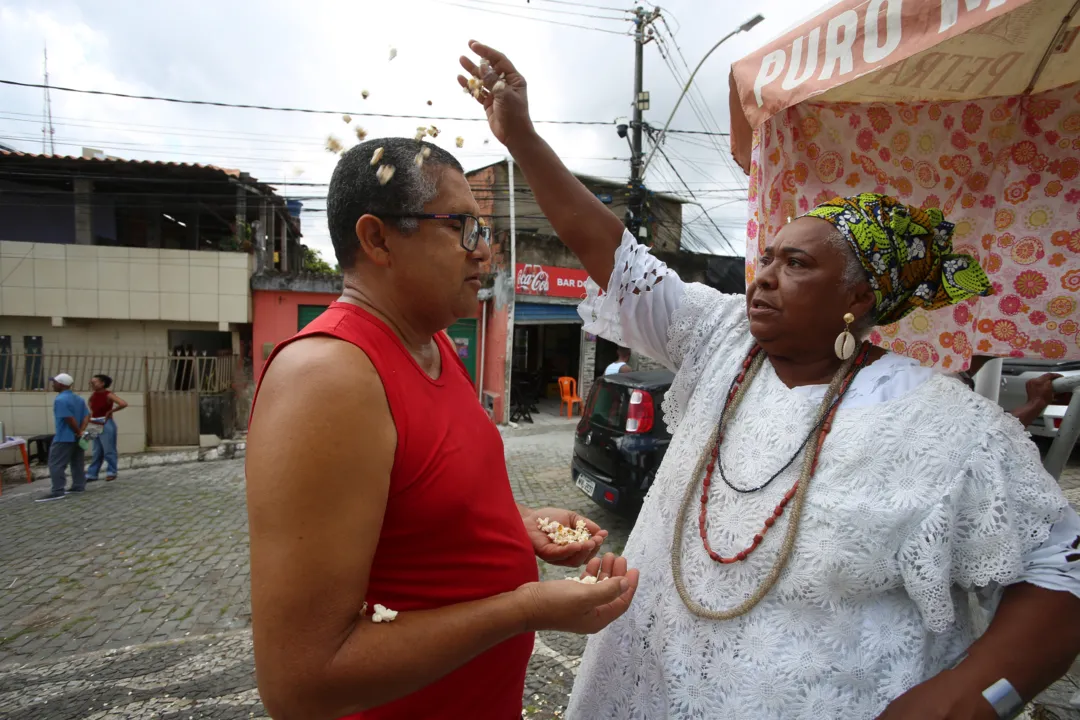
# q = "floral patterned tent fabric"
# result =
<box><xmin>746</xmin><ymin>83</ymin><xmax>1080</xmax><ymax>372</ymax></box>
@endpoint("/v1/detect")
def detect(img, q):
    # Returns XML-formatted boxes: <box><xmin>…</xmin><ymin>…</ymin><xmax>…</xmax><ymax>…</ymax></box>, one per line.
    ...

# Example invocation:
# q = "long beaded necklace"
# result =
<box><xmin>671</xmin><ymin>341</ymin><xmax>871</xmax><ymax>621</ymax></box>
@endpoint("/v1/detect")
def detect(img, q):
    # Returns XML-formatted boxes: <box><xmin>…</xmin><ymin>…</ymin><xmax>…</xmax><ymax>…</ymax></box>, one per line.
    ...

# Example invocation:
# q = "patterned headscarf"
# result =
<box><xmin>802</xmin><ymin>193</ymin><xmax>993</xmax><ymax>325</ymax></box>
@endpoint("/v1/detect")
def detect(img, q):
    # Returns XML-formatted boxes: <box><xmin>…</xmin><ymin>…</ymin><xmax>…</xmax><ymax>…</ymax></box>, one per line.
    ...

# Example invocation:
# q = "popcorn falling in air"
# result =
<box><xmin>389</xmin><ymin>47</ymin><xmax>397</xmax><ymax>61</ymax></box>
<box><xmin>376</xmin><ymin>165</ymin><xmax>396</xmax><ymax>185</ymax></box>
<box><xmin>536</xmin><ymin>517</ymin><xmax>592</xmax><ymax>545</ymax></box>
<box><xmin>414</xmin><ymin>126</ymin><xmax>428</xmax><ymax>142</ymax></box>
<box><xmin>370</xmin><ymin>147</ymin><xmax>384</xmax><ymax>166</ymax></box>
<box><xmin>325</xmin><ymin>135</ymin><xmax>344</xmax><ymax>154</ymax></box>
<box><xmin>371</xmin><ymin>604</ymin><xmax>398</xmax><ymax>623</ymax></box>
<box><xmin>427</xmin><ymin>100</ymin><xmax>433</xmax><ymax>106</ymax></box>
<box><xmin>342</xmin><ymin>114</ymin><xmax>352</xmax><ymax>124</ymax></box>
<box><xmin>362</xmin><ymin>90</ymin><xmax>370</xmax><ymax>100</ymax></box>
<box><xmin>455</xmin><ymin>136</ymin><xmax>464</xmax><ymax>148</ymax></box>
<box><xmin>427</xmin><ymin>125</ymin><xmax>440</xmax><ymax>138</ymax></box>
<box><xmin>355</xmin><ymin>126</ymin><xmax>368</xmax><ymax>141</ymax></box>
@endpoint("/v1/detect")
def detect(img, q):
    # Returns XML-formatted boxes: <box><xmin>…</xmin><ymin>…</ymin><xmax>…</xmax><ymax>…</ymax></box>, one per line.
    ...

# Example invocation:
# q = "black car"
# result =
<box><xmin>571</xmin><ymin>370</ymin><xmax>674</xmax><ymax>518</ymax></box>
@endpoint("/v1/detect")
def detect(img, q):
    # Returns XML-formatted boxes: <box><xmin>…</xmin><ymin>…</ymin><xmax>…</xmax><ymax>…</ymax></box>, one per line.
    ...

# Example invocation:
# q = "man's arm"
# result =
<box><xmin>64</xmin><ymin>416</ymin><xmax>81</xmax><ymax>434</ymax></box>
<box><xmin>1011</xmin><ymin>373</ymin><xmax>1060</xmax><ymax>428</ymax></box>
<box><xmin>247</xmin><ymin>338</ymin><xmax>632</xmax><ymax>720</ymax></box>
<box><xmin>619</xmin><ymin>364</ymin><xmax>633</xmax><ymax>373</ymax></box>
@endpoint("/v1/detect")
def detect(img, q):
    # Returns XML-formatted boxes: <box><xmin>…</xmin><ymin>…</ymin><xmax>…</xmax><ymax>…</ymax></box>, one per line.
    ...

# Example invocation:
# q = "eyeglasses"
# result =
<box><xmin>382</xmin><ymin>213</ymin><xmax>491</xmax><ymax>253</ymax></box>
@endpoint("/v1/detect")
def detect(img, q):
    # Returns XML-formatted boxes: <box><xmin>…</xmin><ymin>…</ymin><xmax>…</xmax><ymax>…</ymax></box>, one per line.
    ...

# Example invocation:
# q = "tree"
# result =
<box><xmin>301</xmin><ymin>245</ymin><xmax>337</xmax><ymax>275</ymax></box>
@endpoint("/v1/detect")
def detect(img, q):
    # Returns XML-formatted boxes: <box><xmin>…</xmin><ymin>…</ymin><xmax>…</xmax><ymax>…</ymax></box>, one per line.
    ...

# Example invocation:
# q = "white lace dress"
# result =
<box><xmin>568</xmin><ymin>231</ymin><xmax>1080</xmax><ymax>720</ymax></box>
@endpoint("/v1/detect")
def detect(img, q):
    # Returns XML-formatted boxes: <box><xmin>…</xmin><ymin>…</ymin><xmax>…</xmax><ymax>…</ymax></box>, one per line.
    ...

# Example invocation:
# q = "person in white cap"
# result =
<box><xmin>36</xmin><ymin>373</ymin><xmax>90</xmax><ymax>502</ymax></box>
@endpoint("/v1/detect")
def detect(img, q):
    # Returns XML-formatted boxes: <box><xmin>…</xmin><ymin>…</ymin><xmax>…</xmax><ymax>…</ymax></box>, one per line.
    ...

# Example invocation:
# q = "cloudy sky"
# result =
<box><xmin>0</xmin><ymin>0</ymin><xmax>820</xmax><ymax>262</ymax></box>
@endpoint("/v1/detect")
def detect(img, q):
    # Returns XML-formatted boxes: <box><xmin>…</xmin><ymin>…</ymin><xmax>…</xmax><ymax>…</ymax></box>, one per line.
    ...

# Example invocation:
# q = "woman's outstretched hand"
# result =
<box><xmin>457</xmin><ymin>41</ymin><xmax>535</xmax><ymax>148</ymax></box>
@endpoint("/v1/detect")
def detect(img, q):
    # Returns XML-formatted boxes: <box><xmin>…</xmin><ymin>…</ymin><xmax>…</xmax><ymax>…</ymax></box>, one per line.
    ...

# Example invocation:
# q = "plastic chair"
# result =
<box><xmin>558</xmin><ymin>377</ymin><xmax>582</xmax><ymax>418</ymax></box>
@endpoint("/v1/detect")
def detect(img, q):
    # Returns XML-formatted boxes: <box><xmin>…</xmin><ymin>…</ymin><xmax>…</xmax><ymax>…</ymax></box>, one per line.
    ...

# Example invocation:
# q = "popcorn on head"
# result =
<box><xmin>376</xmin><ymin>164</ymin><xmax>396</xmax><ymax>185</ymax></box>
<box><xmin>370</xmin><ymin>147</ymin><xmax>385</xmax><ymax>166</ymax></box>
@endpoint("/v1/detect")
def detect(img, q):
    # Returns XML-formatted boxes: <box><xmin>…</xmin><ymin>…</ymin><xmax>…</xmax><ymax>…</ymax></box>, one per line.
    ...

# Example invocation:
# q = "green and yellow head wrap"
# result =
<box><xmin>802</xmin><ymin>193</ymin><xmax>993</xmax><ymax>325</ymax></box>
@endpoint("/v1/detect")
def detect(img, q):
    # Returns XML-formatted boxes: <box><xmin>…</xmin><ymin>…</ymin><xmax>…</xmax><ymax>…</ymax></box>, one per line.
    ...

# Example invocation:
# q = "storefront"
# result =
<box><xmin>511</xmin><ymin>263</ymin><xmax>592</xmax><ymax>416</ymax></box>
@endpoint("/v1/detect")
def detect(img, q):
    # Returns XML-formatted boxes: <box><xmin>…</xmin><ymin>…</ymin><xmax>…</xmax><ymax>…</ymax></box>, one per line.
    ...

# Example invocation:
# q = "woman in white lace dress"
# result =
<box><xmin>459</xmin><ymin>42</ymin><xmax>1080</xmax><ymax>719</ymax></box>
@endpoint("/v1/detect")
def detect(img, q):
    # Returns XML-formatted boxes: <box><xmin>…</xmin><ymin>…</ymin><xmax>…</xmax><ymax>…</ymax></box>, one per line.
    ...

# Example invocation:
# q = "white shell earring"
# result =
<box><xmin>834</xmin><ymin>312</ymin><xmax>856</xmax><ymax>360</ymax></box>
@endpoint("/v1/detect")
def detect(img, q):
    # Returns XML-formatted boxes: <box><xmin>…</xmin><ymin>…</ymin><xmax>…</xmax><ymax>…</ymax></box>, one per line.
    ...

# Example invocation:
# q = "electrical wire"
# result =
<box><xmin>531</xmin><ymin>0</ymin><xmax>631</xmax><ymax>12</ymax></box>
<box><xmin>417</xmin><ymin>0</ymin><xmax>634</xmax><ymax>34</ymax></box>
<box><xmin>430</xmin><ymin>0</ymin><xmax>629</xmax><ymax>22</ymax></box>
<box><xmin>0</xmin><ymin>79</ymin><xmax>618</xmax><ymax>126</ymax></box>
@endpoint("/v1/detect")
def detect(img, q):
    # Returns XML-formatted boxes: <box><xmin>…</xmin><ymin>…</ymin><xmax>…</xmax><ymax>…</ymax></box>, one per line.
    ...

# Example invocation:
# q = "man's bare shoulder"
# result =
<box><xmin>262</xmin><ymin>335</ymin><xmax>380</xmax><ymax>393</ymax></box>
<box><xmin>251</xmin><ymin>336</ymin><xmax>393</xmax><ymax>451</ymax></box>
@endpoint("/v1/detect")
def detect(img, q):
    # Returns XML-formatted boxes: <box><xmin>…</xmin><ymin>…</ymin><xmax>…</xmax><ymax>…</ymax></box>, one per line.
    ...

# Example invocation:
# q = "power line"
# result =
<box><xmin>433</xmin><ymin>0</ymin><xmax>629</xmax><ymax>22</ymax></box>
<box><xmin>428</xmin><ymin>0</ymin><xmax>632</xmax><ymax>33</ymax></box>
<box><xmin>531</xmin><ymin>0</ymin><xmax>631</xmax><ymax>12</ymax></box>
<box><xmin>0</xmin><ymin>79</ymin><xmax>616</xmax><ymax>126</ymax></box>
<box><xmin>0</xmin><ymin>80</ymin><xmax>728</xmax><ymax>137</ymax></box>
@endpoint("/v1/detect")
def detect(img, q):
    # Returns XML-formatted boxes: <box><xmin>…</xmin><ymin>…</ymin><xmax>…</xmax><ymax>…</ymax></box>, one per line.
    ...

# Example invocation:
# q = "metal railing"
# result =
<box><xmin>0</xmin><ymin>352</ymin><xmax>238</xmax><ymax>393</ymax></box>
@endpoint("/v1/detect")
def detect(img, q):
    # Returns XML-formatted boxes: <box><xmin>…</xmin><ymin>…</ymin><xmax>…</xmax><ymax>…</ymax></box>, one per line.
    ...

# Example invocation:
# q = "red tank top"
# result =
<box><xmin>89</xmin><ymin>390</ymin><xmax>112</xmax><ymax>418</ymax></box>
<box><xmin>253</xmin><ymin>302</ymin><xmax>538</xmax><ymax>720</ymax></box>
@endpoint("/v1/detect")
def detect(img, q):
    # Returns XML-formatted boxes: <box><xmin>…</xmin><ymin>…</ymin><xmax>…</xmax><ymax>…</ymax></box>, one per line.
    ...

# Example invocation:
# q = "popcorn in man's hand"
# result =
<box><xmin>536</xmin><ymin>517</ymin><xmax>592</xmax><ymax>545</ymax></box>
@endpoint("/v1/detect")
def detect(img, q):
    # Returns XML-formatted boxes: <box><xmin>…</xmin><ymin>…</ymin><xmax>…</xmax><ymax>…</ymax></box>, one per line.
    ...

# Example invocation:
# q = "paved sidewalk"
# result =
<box><xmin>2</xmin><ymin>430</ymin><xmax>1078</xmax><ymax>719</ymax></box>
<box><xmin>0</xmin><ymin>430</ymin><xmax>611</xmax><ymax>719</ymax></box>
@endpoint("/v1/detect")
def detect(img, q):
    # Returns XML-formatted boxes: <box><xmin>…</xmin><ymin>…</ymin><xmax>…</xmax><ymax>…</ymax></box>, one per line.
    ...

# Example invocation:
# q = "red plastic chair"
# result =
<box><xmin>558</xmin><ymin>377</ymin><xmax>582</xmax><ymax>418</ymax></box>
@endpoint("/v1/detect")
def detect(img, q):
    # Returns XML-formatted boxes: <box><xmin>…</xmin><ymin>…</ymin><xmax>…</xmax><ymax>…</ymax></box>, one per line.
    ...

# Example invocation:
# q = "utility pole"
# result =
<box><xmin>42</xmin><ymin>46</ymin><xmax>56</xmax><ymax>155</ymax></box>
<box><xmin>626</xmin><ymin>6</ymin><xmax>660</xmax><ymax>242</ymax></box>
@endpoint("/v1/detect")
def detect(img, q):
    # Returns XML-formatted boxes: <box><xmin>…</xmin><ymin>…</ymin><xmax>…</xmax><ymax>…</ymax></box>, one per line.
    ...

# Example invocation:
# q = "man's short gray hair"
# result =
<box><xmin>326</xmin><ymin>137</ymin><xmax>464</xmax><ymax>268</ymax></box>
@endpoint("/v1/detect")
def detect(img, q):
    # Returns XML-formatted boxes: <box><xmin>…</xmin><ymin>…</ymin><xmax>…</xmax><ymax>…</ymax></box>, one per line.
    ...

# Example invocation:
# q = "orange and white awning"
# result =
<box><xmin>729</xmin><ymin>0</ymin><xmax>1080</xmax><ymax>171</ymax></box>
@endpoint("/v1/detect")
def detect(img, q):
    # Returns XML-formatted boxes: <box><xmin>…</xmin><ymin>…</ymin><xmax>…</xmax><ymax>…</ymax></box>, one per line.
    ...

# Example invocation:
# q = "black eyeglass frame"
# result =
<box><xmin>380</xmin><ymin>213</ymin><xmax>491</xmax><ymax>252</ymax></box>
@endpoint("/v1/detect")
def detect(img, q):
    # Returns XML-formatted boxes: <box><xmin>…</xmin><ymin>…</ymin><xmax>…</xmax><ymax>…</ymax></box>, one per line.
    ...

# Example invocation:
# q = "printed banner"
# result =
<box><xmin>515</xmin><ymin>263</ymin><xmax>591</xmax><ymax>299</ymax></box>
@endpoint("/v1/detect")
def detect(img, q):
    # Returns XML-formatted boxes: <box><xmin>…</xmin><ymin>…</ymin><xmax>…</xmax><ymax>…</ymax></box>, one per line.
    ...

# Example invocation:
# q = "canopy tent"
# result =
<box><xmin>728</xmin><ymin>0</ymin><xmax>1080</xmax><ymax>372</ymax></box>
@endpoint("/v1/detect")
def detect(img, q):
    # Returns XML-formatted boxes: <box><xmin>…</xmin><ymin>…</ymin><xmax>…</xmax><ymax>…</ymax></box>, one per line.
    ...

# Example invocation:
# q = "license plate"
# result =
<box><xmin>576</xmin><ymin>474</ymin><xmax>596</xmax><ymax>497</ymax></box>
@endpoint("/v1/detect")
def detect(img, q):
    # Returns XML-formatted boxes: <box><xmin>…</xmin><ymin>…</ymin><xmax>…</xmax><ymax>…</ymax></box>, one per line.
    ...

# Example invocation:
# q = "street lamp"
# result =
<box><xmin>642</xmin><ymin>14</ymin><xmax>765</xmax><ymax>174</ymax></box>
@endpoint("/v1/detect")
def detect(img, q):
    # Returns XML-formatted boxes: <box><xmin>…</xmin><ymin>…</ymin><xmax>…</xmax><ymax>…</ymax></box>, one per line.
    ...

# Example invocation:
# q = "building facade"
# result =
<box><xmin>466</xmin><ymin>160</ymin><xmax>739</xmax><ymax>424</ymax></box>
<box><xmin>0</xmin><ymin>150</ymin><xmax>301</xmax><ymax>460</ymax></box>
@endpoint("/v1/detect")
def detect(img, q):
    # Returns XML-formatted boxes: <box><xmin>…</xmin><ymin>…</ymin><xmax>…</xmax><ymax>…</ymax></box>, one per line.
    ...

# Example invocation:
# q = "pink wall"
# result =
<box><xmin>482</xmin><ymin>300</ymin><xmax>509</xmax><ymax>423</ymax></box>
<box><xmin>252</xmin><ymin>290</ymin><xmax>341</xmax><ymax>380</ymax></box>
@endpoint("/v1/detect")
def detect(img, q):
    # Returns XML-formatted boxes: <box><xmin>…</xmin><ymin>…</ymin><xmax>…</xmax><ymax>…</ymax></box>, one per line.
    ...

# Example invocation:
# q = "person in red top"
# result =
<box><xmin>246</xmin><ymin>137</ymin><xmax>639</xmax><ymax>720</ymax></box>
<box><xmin>86</xmin><ymin>373</ymin><xmax>127</xmax><ymax>482</ymax></box>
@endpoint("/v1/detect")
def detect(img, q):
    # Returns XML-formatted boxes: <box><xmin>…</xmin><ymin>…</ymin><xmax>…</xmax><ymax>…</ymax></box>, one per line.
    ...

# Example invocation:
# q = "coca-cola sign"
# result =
<box><xmin>515</xmin><ymin>263</ymin><xmax>590</xmax><ymax>299</ymax></box>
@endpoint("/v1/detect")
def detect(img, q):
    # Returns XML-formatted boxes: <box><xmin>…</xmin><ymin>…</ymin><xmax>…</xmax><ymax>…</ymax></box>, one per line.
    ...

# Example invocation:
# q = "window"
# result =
<box><xmin>24</xmin><ymin>336</ymin><xmax>44</xmax><ymax>390</ymax></box>
<box><xmin>298</xmin><ymin>305</ymin><xmax>329</xmax><ymax>331</ymax></box>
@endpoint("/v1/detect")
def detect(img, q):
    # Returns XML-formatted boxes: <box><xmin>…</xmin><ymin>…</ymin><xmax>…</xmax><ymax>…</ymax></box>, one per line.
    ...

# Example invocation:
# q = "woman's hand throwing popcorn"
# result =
<box><xmin>515</xmin><ymin>552</ymin><xmax>639</xmax><ymax>635</ymax></box>
<box><xmin>457</xmin><ymin>41</ymin><xmax>534</xmax><ymax>148</ymax></box>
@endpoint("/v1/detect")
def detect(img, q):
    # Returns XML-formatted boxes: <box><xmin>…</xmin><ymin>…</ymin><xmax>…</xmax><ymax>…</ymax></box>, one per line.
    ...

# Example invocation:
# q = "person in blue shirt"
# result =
<box><xmin>36</xmin><ymin>373</ymin><xmax>90</xmax><ymax>503</ymax></box>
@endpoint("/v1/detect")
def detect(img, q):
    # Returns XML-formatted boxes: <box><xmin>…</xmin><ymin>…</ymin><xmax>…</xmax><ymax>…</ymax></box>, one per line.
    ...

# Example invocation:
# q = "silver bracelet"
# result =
<box><xmin>982</xmin><ymin>678</ymin><xmax>1024</xmax><ymax>720</ymax></box>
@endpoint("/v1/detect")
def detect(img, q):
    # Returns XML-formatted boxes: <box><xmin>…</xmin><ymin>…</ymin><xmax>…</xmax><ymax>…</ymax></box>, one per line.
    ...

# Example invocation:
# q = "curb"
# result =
<box><xmin>1</xmin><ymin>439</ymin><xmax>246</xmax><ymax>486</ymax></box>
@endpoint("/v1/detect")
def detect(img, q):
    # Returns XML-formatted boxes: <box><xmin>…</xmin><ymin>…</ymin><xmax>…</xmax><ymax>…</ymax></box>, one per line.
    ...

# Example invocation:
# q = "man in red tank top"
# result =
<box><xmin>246</xmin><ymin>137</ymin><xmax>639</xmax><ymax>720</ymax></box>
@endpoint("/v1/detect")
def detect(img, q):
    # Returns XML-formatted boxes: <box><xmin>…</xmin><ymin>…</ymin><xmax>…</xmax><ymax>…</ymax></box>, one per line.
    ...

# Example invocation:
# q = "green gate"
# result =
<box><xmin>297</xmin><ymin>305</ymin><xmax>329</xmax><ymax>331</ymax></box>
<box><xmin>446</xmin><ymin>319</ymin><xmax>478</xmax><ymax>383</ymax></box>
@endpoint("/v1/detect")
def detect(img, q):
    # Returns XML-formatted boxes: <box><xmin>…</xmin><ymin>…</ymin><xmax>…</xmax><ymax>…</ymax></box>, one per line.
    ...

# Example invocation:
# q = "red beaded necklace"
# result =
<box><xmin>698</xmin><ymin>342</ymin><xmax>872</xmax><ymax>565</ymax></box>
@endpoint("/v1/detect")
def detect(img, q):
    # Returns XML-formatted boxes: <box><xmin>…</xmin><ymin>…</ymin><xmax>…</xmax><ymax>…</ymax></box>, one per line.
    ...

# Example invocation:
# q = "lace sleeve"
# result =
<box><xmin>578</xmin><ymin>230</ymin><xmax>745</xmax><ymax>372</ymax></box>
<box><xmin>578</xmin><ymin>230</ymin><xmax>686</xmax><ymax>367</ymax></box>
<box><xmin>898</xmin><ymin>419</ymin><xmax>1068</xmax><ymax>633</ymax></box>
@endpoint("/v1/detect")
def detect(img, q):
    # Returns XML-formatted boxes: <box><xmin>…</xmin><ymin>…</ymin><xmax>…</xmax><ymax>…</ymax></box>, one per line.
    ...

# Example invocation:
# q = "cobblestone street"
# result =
<box><xmin>0</xmin><ymin>427</ymin><xmax>624</xmax><ymax>719</ymax></box>
<box><xmin>2</xmin><ymin>427</ymin><xmax>1079</xmax><ymax>719</ymax></box>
